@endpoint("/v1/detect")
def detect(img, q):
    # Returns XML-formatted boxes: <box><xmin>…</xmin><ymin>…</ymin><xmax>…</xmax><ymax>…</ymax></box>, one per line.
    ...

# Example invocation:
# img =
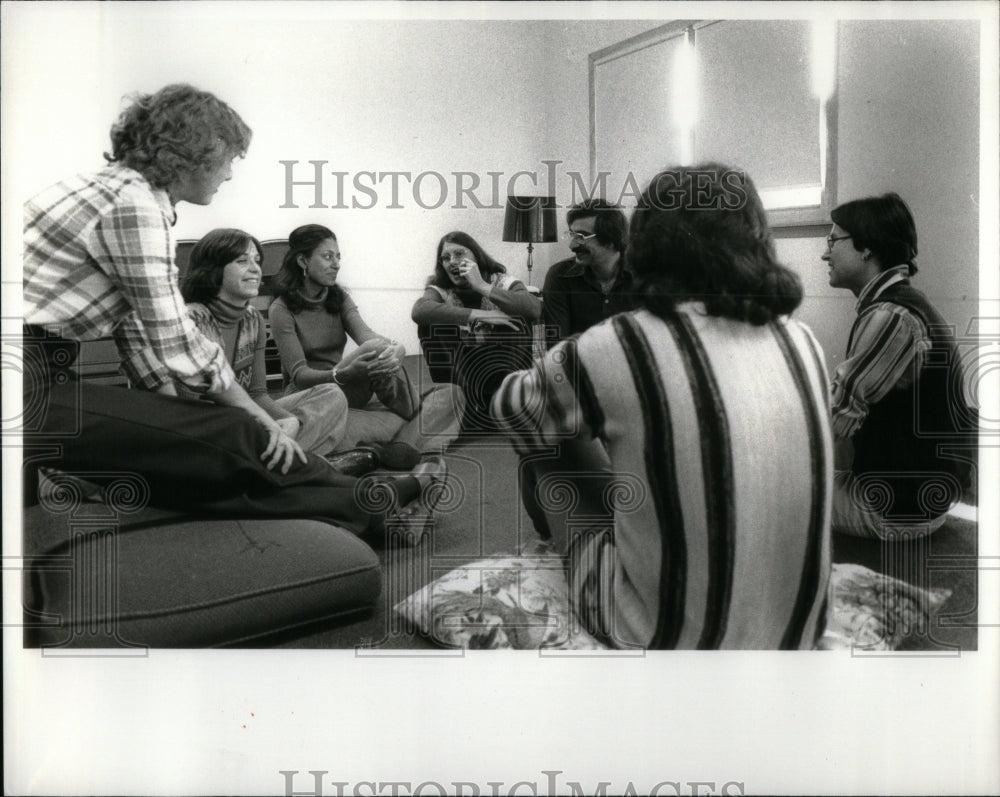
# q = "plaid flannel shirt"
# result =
<box><xmin>23</xmin><ymin>164</ymin><xmax>233</xmax><ymax>393</ymax></box>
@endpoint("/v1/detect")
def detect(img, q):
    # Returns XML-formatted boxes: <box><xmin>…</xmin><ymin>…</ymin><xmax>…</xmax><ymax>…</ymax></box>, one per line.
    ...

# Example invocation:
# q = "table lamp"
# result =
<box><xmin>502</xmin><ymin>195</ymin><xmax>558</xmax><ymax>286</ymax></box>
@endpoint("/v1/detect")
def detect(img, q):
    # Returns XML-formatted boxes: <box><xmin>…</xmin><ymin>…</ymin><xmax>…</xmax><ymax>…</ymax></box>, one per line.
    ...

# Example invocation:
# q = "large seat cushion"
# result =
<box><xmin>22</xmin><ymin>504</ymin><xmax>382</xmax><ymax>648</ymax></box>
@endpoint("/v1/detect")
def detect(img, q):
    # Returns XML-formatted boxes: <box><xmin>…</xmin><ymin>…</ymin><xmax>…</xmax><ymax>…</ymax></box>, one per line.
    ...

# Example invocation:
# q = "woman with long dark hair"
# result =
<box><xmin>492</xmin><ymin>163</ymin><xmax>833</xmax><ymax>650</ymax></box>
<box><xmin>270</xmin><ymin>224</ymin><xmax>462</xmax><ymax>522</ymax></box>
<box><xmin>178</xmin><ymin>228</ymin><xmax>348</xmax><ymax>457</ymax></box>
<box><xmin>412</xmin><ymin>231</ymin><xmax>541</xmax><ymax>424</ymax></box>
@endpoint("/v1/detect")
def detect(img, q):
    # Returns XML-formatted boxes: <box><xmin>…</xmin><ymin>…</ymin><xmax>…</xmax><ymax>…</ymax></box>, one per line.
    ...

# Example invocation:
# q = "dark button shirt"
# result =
<box><xmin>540</xmin><ymin>256</ymin><xmax>637</xmax><ymax>347</ymax></box>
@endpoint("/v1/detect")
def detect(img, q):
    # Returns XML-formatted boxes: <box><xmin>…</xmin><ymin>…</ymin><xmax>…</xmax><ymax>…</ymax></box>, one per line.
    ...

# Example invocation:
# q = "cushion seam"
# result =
<box><xmin>46</xmin><ymin>562</ymin><xmax>381</xmax><ymax>622</ymax></box>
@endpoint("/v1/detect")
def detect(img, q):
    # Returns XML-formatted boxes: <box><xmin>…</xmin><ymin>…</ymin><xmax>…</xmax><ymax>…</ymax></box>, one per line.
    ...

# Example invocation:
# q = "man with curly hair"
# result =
<box><xmin>22</xmin><ymin>84</ymin><xmax>372</xmax><ymax>528</ymax></box>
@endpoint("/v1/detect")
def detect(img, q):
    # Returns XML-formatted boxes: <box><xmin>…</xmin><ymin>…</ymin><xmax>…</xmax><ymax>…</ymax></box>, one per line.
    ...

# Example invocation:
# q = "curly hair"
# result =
<box><xmin>104</xmin><ymin>84</ymin><xmax>252</xmax><ymax>189</ymax></box>
<box><xmin>181</xmin><ymin>228</ymin><xmax>263</xmax><ymax>305</ymax></box>
<box><xmin>830</xmin><ymin>192</ymin><xmax>919</xmax><ymax>276</ymax></box>
<box><xmin>628</xmin><ymin>163</ymin><xmax>802</xmax><ymax>325</ymax></box>
<box><xmin>271</xmin><ymin>224</ymin><xmax>346</xmax><ymax>316</ymax></box>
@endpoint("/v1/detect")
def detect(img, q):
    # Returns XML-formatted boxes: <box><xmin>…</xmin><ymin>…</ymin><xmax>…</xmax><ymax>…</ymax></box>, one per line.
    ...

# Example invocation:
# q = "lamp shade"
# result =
<box><xmin>502</xmin><ymin>195</ymin><xmax>558</xmax><ymax>243</ymax></box>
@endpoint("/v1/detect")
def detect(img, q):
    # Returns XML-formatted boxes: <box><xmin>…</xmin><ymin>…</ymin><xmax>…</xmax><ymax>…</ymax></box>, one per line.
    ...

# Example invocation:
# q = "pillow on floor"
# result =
<box><xmin>820</xmin><ymin>563</ymin><xmax>952</xmax><ymax>651</ymax></box>
<box><xmin>393</xmin><ymin>544</ymin><xmax>606</xmax><ymax>650</ymax></box>
<box><xmin>396</xmin><ymin>553</ymin><xmax>951</xmax><ymax>651</ymax></box>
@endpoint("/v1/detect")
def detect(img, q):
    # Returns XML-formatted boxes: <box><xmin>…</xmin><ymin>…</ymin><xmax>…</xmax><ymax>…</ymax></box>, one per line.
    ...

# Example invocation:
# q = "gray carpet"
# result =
<box><xmin>264</xmin><ymin>422</ymin><xmax>979</xmax><ymax>652</ymax></box>
<box><xmin>832</xmin><ymin>512</ymin><xmax>979</xmax><ymax>652</ymax></box>
<box><xmin>267</xmin><ymin>436</ymin><xmax>534</xmax><ymax>649</ymax></box>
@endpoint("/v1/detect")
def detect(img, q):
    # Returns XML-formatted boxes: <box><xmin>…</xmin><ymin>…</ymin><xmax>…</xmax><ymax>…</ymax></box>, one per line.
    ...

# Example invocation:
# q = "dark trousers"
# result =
<box><xmin>21</xmin><ymin>329</ymin><xmax>369</xmax><ymax>530</ymax></box>
<box><xmin>418</xmin><ymin>322</ymin><xmax>533</xmax><ymax>425</ymax></box>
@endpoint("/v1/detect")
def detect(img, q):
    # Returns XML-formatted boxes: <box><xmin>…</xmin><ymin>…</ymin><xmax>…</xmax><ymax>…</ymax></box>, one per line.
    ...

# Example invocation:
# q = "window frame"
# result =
<box><xmin>588</xmin><ymin>19</ymin><xmax>839</xmax><ymax>229</ymax></box>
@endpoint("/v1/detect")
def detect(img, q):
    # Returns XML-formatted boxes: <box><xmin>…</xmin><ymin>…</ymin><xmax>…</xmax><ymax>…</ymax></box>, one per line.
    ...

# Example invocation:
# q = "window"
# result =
<box><xmin>590</xmin><ymin>19</ymin><xmax>838</xmax><ymax>226</ymax></box>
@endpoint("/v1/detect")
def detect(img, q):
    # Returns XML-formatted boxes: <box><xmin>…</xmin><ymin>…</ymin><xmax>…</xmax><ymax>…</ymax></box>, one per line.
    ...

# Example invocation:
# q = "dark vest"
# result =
<box><xmin>850</xmin><ymin>280</ymin><xmax>975</xmax><ymax>518</ymax></box>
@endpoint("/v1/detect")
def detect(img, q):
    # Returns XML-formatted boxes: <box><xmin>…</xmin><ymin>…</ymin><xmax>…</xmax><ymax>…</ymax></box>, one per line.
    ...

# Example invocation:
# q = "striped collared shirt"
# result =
<box><xmin>830</xmin><ymin>266</ymin><xmax>930</xmax><ymax>438</ymax></box>
<box><xmin>23</xmin><ymin>164</ymin><xmax>232</xmax><ymax>393</ymax></box>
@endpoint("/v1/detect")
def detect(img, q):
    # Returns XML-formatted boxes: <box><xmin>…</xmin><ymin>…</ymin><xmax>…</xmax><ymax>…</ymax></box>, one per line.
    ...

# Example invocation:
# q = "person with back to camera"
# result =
<box><xmin>269</xmin><ymin>224</ymin><xmax>462</xmax><ymax>520</ymax></box>
<box><xmin>21</xmin><ymin>83</ymin><xmax>389</xmax><ymax>532</ymax></box>
<box><xmin>411</xmin><ymin>231</ymin><xmax>541</xmax><ymax>427</ymax></box>
<box><xmin>822</xmin><ymin>192</ymin><xmax>974</xmax><ymax>540</ymax></box>
<box><xmin>492</xmin><ymin>163</ymin><xmax>834</xmax><ymax>650</ymax></box>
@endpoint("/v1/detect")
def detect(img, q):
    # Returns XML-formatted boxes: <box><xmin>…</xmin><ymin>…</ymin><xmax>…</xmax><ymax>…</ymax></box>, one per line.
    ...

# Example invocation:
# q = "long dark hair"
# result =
<box><xmin>271</xmin><ymin>224</ymin><xmax>346</xmax><ymax>315</ymax></box>
<box><xmin>428</xmin><ymin>231</ymin><xmax>507</xmax><ymax>305</ymax></box>
<box><xmin>628</xmin><ymin>163</ymin><xmax>802</xmax><ymax>325</ymax></box>
<box><xmin>181</xmin><ymin>228</ymin><xmax>263</xmax><ymax>304</ymax></box>
<box><xmin>830</xmin><ymin>192</ymin><xmax>918</xmax><ymax>276</ymax></box>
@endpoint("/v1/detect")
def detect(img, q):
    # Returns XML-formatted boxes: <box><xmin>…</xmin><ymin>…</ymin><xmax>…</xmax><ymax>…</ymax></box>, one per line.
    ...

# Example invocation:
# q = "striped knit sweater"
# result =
<box><xmin>492</xmin><ymin>304</ymin><xmax>834</xmax><ymax>649</ymax></box>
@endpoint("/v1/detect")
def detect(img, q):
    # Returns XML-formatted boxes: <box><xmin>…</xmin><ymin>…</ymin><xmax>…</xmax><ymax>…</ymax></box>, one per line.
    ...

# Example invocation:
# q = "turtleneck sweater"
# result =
<box><xmin>182</xmin><ymin>298</ymin><xmax>268</xmax><ymax>401</ymax></box>
<box><xmin>268</xmin><ymin>288</ymin><xmax>379</xmax><ymax>390</ymax></box>
<box><xmin>204</xmin><ymin>297</ymin><xmax>248</xmax><ymax>364</ymax></box>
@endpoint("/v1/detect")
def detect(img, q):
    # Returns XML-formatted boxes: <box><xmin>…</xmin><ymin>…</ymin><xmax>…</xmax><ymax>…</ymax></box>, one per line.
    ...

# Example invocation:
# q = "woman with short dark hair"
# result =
<box><xmin>828</xmin><ymin>191</ymin><xmax>919</xmax><ymax>276</ymax></box>
<box><xmin>822</xmin><ymin>192</ymin><xmax>972</xmax><ymax>539</ymax></box>
<box><xmin>493</xmin><ymin>163</ymin><xmax>833</xmax><ymax>650</ymax></box>
<box><xmin>178</xmin><ymin>228</ymin><xmax>348</xmax><ymax>458</ymax></box>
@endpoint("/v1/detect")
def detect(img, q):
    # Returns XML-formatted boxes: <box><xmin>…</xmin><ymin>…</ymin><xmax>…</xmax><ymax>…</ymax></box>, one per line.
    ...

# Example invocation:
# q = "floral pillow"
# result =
<box><xmin>393</xmin><ymin>544</ymin><xmax>606</xmax><ymax>650</ymax></box>
<box><xmin>820</xmin><ymin>563</ymin><xmax>952</xmax><ymax>651</ymax></box>
<box><xmin>395</xmin><ymin>549</ymin><xmax>952</xmax><ymax>651</ymax></box>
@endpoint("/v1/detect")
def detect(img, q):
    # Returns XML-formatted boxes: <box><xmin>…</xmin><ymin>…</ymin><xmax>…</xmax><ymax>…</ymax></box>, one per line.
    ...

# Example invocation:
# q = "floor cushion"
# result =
<box><xmin>22</xmin><ymin>503</ymin><xmax>382</xmax><ymax>648</ymax></box>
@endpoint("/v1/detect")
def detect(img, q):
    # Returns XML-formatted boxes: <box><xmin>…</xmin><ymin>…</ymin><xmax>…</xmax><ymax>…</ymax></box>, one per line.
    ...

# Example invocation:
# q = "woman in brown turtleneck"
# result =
<box><xmin>268</xmin><ymin>224</ymin><xmax>464</xmax><ymax>459</ymax></box>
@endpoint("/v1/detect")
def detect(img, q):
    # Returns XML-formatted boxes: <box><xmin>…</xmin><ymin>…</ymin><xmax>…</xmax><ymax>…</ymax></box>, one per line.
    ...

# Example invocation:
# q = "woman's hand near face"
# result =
<box><xmin>458</xmin><ymin>259</ymin><xmax>490</xmax><ymax>293</ymax></box>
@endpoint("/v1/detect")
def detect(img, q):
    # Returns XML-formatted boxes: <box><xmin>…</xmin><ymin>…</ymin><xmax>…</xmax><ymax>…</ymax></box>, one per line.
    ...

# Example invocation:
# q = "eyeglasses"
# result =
<box><xmin>826</xmin><ymin>234</ymin><xmax>852</xmax><ymax>252</ymax></box>
<box><xmin>566</xmin><ymin>230</ymin><xmax>598</xmax><ymax>243</ymax></box>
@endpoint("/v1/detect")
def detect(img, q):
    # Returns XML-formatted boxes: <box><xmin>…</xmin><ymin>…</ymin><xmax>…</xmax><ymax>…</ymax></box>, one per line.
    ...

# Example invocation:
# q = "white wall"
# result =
<box><xmin>780</xmin><ymin>19</ymin><xmax>982</xmax><ymax>374</ymax></box>
<box><xmin>4</xmin><ymin>6</ymin><xmax>634</xmax><ymax>349</ymax></box>
<box><xmin>3</xmin><ymin>6</ymin><xmax>986</xmax><ymax>368</ymax></box>
<box><xmin>532</xmin><ymin>17</ymin><xmax>983</xmax><ymax>377</ymax></box>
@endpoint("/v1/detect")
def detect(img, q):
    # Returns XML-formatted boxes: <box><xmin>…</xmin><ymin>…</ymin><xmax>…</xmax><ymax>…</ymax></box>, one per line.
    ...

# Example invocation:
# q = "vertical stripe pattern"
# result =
<box><xmin>671</xmin><ymin>313</ymin><xmax>736</xmax><ymax>649</ymax></box>
<box><xmin>613</xmin><ymin>314</ymin><xmax>687</xmax><ymax>649</ymax></box>
<box><xmin>491</xmin><ymin>306</ymin><xmax>834</xmax><ymax>649</ymax></box>
<box><xmin>772</xmin><ymin>321</ymin><xmax>828</xmax><ymax>649</ymax></box>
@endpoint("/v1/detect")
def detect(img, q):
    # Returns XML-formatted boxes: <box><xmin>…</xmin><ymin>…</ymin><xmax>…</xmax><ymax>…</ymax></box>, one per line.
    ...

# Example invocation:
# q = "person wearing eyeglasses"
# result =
<box><xmin>268</xmin><ymin>225</ymin><xmax>460</xmax><ymax>522</ymax></box>
<box><xmin>492</xmin><ymin>164</ymin><xmax>832</xmax><ymax>649</ymax></box>
<box><xmin>411</xmin><ymin>231</ymin><xmax>541</xmax><ymax>427</ymax></box>
<box><xmin>539</xmin><ymin>198</ymin><xmax>634</xmax><ymax>348</ymax></box>
<box><xmin>822</xmin><ymin>192</ymin><xmax>973</xmax><ymax>540</ymax></box>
